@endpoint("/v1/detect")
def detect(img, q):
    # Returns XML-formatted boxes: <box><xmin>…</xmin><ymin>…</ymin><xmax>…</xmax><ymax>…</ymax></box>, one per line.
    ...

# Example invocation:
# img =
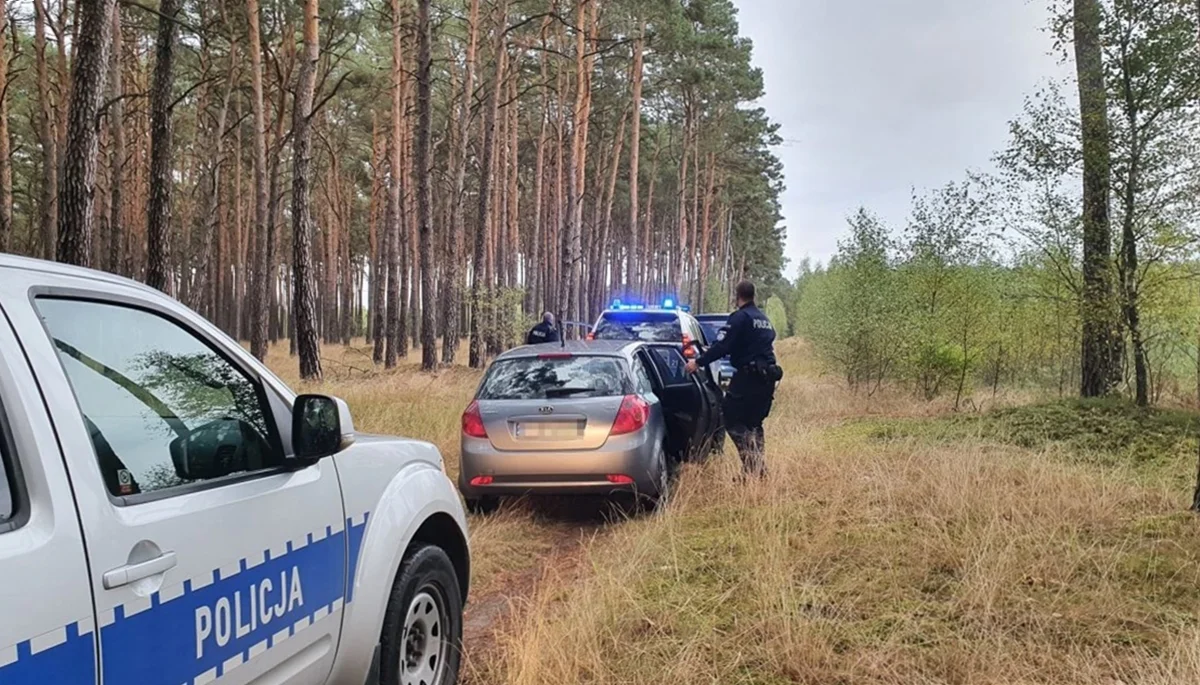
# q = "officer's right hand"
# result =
<box><xmin>684</xmin><ymin>360</ymin><xmax>699</xmax><ymax>375</ymax></box>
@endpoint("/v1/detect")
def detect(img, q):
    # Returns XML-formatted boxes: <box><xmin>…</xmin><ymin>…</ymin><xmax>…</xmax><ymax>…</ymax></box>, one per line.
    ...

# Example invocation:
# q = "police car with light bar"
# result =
<box><xmin>0</xmin><ymin>254</ymin><xmax>469</xmax><ymax>685</ymax></box>
<box><xmin>589</xmin><ymin>298</ymin><xmax>725</xmax><ymax>400</ymax></box>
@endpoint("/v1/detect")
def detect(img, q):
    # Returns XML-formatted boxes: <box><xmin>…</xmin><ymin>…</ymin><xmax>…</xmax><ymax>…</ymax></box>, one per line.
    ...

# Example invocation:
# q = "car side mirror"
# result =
<box><xmin>293</xmin><ymin>394</ymin><xmax>356</xmax><ymax>460</ymax></box>
<box><xmin>169</xmin><ymin>418</ymin><xmax>266</xmax><ymax>481</ymax></box>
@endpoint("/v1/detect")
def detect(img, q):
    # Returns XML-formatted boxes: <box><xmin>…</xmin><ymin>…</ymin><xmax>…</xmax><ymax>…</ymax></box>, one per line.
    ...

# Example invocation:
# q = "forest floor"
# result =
<box><xmin>268</xmin><ymin>338</ymin><xmax>1200</xmax><ymax>685</ymax></box>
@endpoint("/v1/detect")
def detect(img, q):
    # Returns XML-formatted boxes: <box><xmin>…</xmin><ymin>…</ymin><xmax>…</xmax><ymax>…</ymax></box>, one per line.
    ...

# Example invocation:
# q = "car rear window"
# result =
<box><xmin>593</xmin><ymin>312</ymin><xmax>682</xmax><ymax>343</ymax></box>
<box><xmin>697</xmin><ymin>319</ymin><xmax>726</xmax><ymax>343</ymax></box>
<box><xmin>479</xmin><ymin>356</ymin><xmax>629</xmax><ymax>400</ymax></box>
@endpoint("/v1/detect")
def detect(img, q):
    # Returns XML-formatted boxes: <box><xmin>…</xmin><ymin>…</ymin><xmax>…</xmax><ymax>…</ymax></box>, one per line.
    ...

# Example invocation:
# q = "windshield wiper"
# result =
<box><xmin>545</xmin><ymin>386</ymin><xmax>597</xmax><ymax>398</ymax></box>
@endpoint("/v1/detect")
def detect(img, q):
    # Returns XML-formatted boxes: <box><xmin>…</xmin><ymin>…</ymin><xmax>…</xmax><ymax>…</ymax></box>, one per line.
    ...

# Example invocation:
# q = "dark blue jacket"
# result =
<box><xmin>526</xmin><ymin>321</ymin><xmax>560</xmax><ymax>345</ymax></box>
<box><xmin>697</xmin><ymin>302</ymin><xmax>775</xmax><ymax>371</ymax></box>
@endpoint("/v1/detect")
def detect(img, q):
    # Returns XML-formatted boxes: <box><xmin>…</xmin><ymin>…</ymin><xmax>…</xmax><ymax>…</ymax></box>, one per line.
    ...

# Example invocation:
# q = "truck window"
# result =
<box><xmin>0</xmin><ymin>413</ymin><xmax>13</xmax><ymax>523</ymax></box>
<box><xmin>37</xmin><ymin>298</ymin><xmax>285</xmax><ymax>499</ymax></box>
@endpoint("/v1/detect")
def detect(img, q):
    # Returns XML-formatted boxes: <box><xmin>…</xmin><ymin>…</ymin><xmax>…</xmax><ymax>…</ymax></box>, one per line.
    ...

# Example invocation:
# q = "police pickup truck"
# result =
<box><xmin>0</xmin><ymin>255</ymin><xmax>469</xmax><ymax>685</ymax></box>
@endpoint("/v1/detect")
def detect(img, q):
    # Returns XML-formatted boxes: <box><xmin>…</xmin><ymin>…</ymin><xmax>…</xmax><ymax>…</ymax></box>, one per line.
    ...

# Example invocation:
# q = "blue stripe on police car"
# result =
<box><xmin>0</xmin><ymin>513</ymin><xmax>370</xmax><ymax>685</ymax></box>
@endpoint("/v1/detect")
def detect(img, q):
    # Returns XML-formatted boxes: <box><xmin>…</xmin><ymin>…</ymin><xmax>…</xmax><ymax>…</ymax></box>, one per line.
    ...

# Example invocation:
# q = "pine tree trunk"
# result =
<box><xmin>506</xmin><ymin>74</ymin><xmax>520</xmax><ymax>300</ymax></box>
<box><xmin>1075</xmin><ymin>0</ymin><xmax>1117</xmax><ymax>397</ymax></box>
<box><xmin>385</xmin><ymin>163</ymin><xmax>400</xmax><ymax>368</ymax></box>
<box><xmin>560</xmin><ymin>0</ymin><xmax>592</xmax><ymax>336</ymax></box>
<box><xmin>626</xmin><ymin>27</ymin><xmax>644</xmax><ymax>292</ymax></box>
<box><xmin>526</xmin><ymin>18</ymin><xmax>551</xmax><ymax>316</ymax></box>
<box><xmin>292</xmin><ymin>0</ymin><xmax>322</xmax><ymax>380</ymax></box>
<box><xmin>386</xmin><ymin>0</ymin><xmax>405</xmax><ymax>367</ymax></box>
<box><xmin>416</xmin><ymin>0</ymin><xmax>437</xmax><ymax>369</ymax></box>
<box><xmin>598</xmin><ymin>108</ymin><xmax>628</xmax><ymax>311</ymax></box>
<box><xmin>33</xmin><ymin>0</ymin><xmax>58</xmax><ymax>261</ymax></box>
<box><xmin>146</xmin><ymin>0</ymin><xmax>179</xmax><ymax>292</ymax></box>
<box><xmin>107</xmin><ymin>8</ymin><xmax>124</xmax><ymax>274</ymax></box>
<box><xmin>370</xmin><ymin>114</ymin><xmax>385</xmax><ymax>356</ymax></box>
<box><xmin>247</xmin><ymin>0</ymin><xmax>271</xmax><ymax>358</ymax></box>
<box><xmin>697</xmin><ymin>158</ymin><xmax>717</xmax><ymax>308</ymax></box>
<box><xmin>471</xmin><ymin>1</ymin><xmax>507</xmax><ymax>369</ymax></box>
<box><xmin>443</xmin><ymin>0</ymin><xmax>480</xmax><ymax>365</ymax></box>
<box><xmin>0</xmin><ymin>0</ymin><xmax>11</xmax><ymax>255</ymax></box>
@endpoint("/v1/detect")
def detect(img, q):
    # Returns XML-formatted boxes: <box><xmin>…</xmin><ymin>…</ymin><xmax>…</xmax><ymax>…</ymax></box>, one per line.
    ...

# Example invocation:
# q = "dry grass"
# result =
<box><xmin>468</xmin><ymin>339</ymin><xmax>1200</xmax><ymax>685</ymax></box>
<box><xmin>265</xmin><ymin>338</ymin><xmax>1200</xmax><ymax>684</ymax></box>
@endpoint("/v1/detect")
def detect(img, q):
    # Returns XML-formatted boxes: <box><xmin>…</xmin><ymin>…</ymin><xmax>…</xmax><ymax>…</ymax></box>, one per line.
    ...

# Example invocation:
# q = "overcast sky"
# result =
<box><xmin>734</xmin><ymin>0</ymin><xmax>1073</xmax><ymax>273</ymax></box>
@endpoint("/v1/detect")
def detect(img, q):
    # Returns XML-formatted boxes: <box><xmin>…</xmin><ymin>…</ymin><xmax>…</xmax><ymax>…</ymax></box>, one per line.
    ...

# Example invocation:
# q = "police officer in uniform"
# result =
<box><xmin>526</xmin><ymin>312</ymin><xmax>560</xmax><ymax>345</ymax></box>
<box><xmin>686</xmin><ymin>280</ymin><xmax>781</xmax><ymax>477</ymax></box>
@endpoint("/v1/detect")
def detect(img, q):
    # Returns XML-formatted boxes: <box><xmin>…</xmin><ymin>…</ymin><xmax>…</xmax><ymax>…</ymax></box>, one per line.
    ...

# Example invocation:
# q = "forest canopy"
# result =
<box><xmin>0</xmin><ymin>0</ymin><xmax>787</xmax><ymax>377</ymax></box>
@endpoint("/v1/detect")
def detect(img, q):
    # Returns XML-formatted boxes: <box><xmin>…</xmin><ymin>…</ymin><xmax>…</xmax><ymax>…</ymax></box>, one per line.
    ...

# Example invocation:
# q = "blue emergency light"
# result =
<box><xmin>663</xmin><ymin>298</ymin><xmax>675</xmax><ymax>309</ymax></box>
<box><xmin>610</xmin><ymin>299</ymin><xmax>646</xmax><ymax>311</ymax></box>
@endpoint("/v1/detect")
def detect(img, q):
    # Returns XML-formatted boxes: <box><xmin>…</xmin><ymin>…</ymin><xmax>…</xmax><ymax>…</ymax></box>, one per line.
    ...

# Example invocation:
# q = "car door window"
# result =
<box><xmin>648</xmin><ymin>346</ymin><xmax>690</xmax><ymax>386</ymax></box>
<box><xmin>631</xmin><ymin>358</ymin><xmax>655</xmax><ymax>395</ymax></box>
<box><xmin>37</xmin><ymin>298</ymin><xmax>284</xmax><ymax>499</ymax></box>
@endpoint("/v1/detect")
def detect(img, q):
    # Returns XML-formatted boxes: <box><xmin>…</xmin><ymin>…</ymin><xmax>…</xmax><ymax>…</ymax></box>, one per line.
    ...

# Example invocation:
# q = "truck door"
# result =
<box><xmin>17</xmin><ymin>293</ymin><xmax>349</xmax><ymax>685</ymax></box>
<box><xmin>0</xmin><ymin>304</ymin><xmax>97</xmax><ymax>684</ymax></box>
<box><xmin>640</xmin><ymin>345</ymin><xmax>713</xmax><ymax>460</ymax></box>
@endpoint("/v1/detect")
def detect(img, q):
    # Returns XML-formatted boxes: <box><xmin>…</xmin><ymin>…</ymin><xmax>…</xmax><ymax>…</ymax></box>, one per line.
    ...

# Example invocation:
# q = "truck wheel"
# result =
<box><xmin>379</xmin><ymin>545</ymin><xmax>463</xmax><ymax>685</ymax></box>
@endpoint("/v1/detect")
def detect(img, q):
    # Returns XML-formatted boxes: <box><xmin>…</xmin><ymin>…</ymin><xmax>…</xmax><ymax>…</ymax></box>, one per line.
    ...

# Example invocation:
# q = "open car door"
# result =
<box><xmin>639</xmin><ymin>345</ymin><xmax>717</xmax><ymax>461</ymax></box>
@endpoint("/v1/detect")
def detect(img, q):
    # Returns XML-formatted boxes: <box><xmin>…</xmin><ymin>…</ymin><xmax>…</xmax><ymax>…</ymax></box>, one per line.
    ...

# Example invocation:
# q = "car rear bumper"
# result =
<box><xmin>458</xmin><ymin>430</ymin><xmax>664</xmax><ymax>499</ymax></box>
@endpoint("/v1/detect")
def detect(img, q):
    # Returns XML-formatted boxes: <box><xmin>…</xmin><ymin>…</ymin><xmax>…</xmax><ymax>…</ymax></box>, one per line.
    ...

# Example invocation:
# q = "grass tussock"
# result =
<box><xmin>264</xmin><ymin>338</ymin><xmax>1200</xmax><ymax>684</ymax></box>
<box><xmin>469</xmin><ymin>342</ymin><xmax>1200</xmax><ymax>685</ymax></box>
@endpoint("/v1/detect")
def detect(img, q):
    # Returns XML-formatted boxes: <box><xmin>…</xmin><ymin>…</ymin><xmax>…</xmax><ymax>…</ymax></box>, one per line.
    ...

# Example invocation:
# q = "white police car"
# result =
<box><xmin>0</xmin><ymin>255</ymin><xmax>469</xmax><ymax>685</ymax></box>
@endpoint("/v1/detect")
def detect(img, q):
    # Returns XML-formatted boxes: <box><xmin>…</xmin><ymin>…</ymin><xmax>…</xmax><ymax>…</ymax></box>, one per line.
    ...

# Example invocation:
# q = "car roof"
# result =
<box><xmin>0</xmin><ymin>253</ymin><xmax>159</xmax><ymax>295</ymax></box>
<box><xmin>598</xmin><ymin>307</ymin><xmax>694</xmax><ymax>320</ymax></box>
<box><xmin>496</xmin><ymin>339</ymin><xmax>642</xmax><ymax>361</ymax></box>
<box><xmin>695</xmin><ymin>313</ymin><xmax>731</xmax><ymax>320</ymax></box>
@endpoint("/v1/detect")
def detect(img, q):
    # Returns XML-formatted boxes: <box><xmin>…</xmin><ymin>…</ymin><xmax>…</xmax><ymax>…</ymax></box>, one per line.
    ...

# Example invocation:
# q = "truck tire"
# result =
<box><xmin>379</xmin><ymin>545</ymin><xmax>464</xmax><ymax>685</ymax></box>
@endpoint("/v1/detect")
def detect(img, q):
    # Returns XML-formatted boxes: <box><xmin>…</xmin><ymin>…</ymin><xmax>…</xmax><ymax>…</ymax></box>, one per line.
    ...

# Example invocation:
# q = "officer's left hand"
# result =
<box><xmin>684</xmin><ymin>360</ymin><xmax>699</xmax><ymax>375</ymax></box>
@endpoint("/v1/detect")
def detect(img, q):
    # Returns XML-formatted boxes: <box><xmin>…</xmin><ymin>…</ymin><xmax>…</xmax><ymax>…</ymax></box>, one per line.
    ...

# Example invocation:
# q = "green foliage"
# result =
<box><xmin>855</xmin><ymin>399</ymin><xmax>1200</xmax><ymax>467</ymax></box>
<box><xmin>702</xmin><ymin>276</ymin><xmax>728</xmax><ymax>314</ymax></box>
<box><xmin>762</xmin><ymin>296</ymin><xmax>788</xmax><ymax>338</ymax></box>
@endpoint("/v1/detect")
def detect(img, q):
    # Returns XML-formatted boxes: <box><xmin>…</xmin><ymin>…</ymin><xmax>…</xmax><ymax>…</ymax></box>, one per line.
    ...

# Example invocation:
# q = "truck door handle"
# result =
<box><xmin>103</xmin><ymin>551</ymin><xmax>177</xmax><ymax>589</ymax></box>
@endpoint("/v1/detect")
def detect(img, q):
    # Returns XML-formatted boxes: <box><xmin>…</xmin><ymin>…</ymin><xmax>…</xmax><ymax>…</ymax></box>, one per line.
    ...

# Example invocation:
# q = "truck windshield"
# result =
<box><xmin>479</xmin><ymin>357</ymin><xmax>627</xmax><ymax>400</ymax></box>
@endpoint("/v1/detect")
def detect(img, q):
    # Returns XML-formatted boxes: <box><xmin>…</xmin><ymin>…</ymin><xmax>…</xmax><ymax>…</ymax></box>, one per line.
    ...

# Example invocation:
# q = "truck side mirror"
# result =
<box><xmin>293</xmin><ymin>394</ymin><xmax>356</xmax><ymax>460</ymax></box>
<box><xmin>169</xmin><ymin>418</ymin><xmax>267</xmax><ymax>481</ymax></box>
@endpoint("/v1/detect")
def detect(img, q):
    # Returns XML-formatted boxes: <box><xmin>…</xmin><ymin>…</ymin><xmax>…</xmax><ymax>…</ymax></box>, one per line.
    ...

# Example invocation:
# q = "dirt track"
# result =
<box><xmin>459</xmin><ymin>500</ymin><xmax>620</xmax><ymax>682</ymax></box>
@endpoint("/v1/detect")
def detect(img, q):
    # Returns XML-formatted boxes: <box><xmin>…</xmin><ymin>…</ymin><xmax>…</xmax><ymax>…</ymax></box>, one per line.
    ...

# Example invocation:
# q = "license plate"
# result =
<box><xmin>514</xmin><ymin>421</ymin><xmax>584</xmax><ymax>439</ymax></box>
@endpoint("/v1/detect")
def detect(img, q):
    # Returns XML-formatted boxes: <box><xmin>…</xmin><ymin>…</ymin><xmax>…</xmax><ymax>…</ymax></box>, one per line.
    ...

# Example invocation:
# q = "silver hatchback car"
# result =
<box><xmin>458</xmin><ymin>340</ymin><xmax>724</xmax><ymax>513</ymax></box>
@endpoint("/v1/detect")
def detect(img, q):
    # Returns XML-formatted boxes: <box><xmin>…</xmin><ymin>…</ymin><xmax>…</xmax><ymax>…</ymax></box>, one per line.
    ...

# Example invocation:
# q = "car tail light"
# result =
<box><xmin>462</xmin><ymin>401</ymin><xmax>487</xmax><ymax>438</ymax></box>
<box><xmin>470</xmin><ymin>475</ymin><xmax>494</xmax><ymax>486</ymax></box>
<box><xmin>682</xmin><ymin>333</ymin><xmax>697</xmax><ymax>359</ymax></box>
<box><xmin>606</xmin><ymin>474</ymin><xmax>634</xmax><ymax>485</ymax></box>
<box><xmin>610</xmin><ymin>395</ymin><xmax>650</xmax><ymax>436</ymax></box>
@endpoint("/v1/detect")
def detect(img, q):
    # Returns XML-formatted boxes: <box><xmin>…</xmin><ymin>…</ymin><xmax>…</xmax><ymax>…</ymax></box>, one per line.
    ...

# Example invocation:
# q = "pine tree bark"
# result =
<box><xmin>626</xmin><ymin>26</ymin><xmax>644</xmax><ymax>291</ymax></box>
<box><xmin>292</xmin><ymin>0</ymin><xmax>322</xmax><ymax>380</ymax></box>
<box><xmin>560</xmin><ymin>0</ymin><xmax>592</xmax><ymax>336</ymax></box>
<box><xmin>247</xmin><ymin>0</ymin><xmax>271</xmax><ymax>359</ymax></box>
<box><xmin>386</xmin><ymin>0</ymin><xmax>405</xmax><ymax>368</ymax></box>
<box><xmin>471</xmin><ymin>1</ymin><xmax>507</xmax><ymax>369</ymax></box>
<box><xmin>370</xmin><ymin>114</ymin><xmax>385</xmax><ymax>357</ymax></box>
<box><xmin>416</xmin><ymin>0</ymin><xmax>437</xmax><ymax>369</ymax></box>
<box><xmin>146</xmin><ymin>0</ymin><xmax>179</xmax><ymax>292</ymax></box>
<box><xmin>1074</xmin><ymin>0</ymin><xmax>1117</xmax><ymax>397</ymax></box>
<box><xmin>443</xmin><ymin>0</ymin><xmax>480</xmax><ymax>364</ymax></box>
<box><xmin>33</xmin><ymin>0</ymin><xmax>58</xmax><ymax>261</ymax></box>
<box><xmin>58</xmin><ymin>0</ymin><xmax>117</xmax><ymax>266</ymax></box>
<box><xmin>107</xmin><ymin>8</ymin><xmax>125</xmax><ymax>274</ymax></box>
<box><xmin>0</xmin><ymin>0</ymin><xmax>11</xmax><ymax>255</ymax></box>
